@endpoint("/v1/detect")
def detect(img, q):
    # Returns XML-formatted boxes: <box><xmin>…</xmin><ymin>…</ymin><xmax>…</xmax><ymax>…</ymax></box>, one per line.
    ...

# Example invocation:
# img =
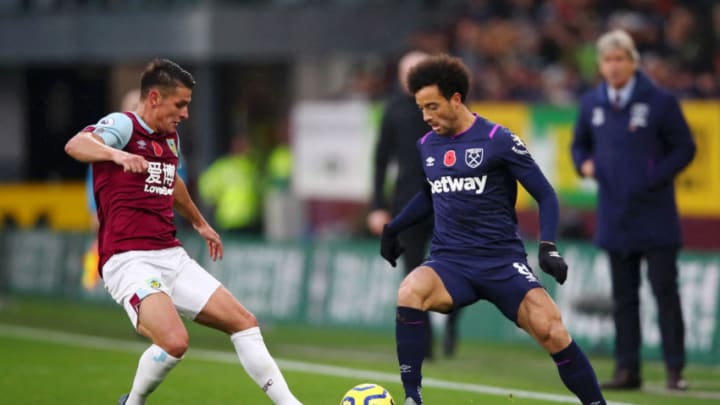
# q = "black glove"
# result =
<box><xmin>538</xmin><ymin>242</ymin><xmax>567</xmax><ymax>284</ymax></box>
<box><xmin>380</xmin><ymin>225</ymin><xmax>405</xmax><ymax>267</ymax></box>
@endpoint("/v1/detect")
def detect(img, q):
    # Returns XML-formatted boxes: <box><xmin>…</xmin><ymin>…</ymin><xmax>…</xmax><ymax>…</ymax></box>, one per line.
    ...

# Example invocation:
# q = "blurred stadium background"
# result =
<box><xmin>1</xmin><ymin>0</ymin><xmax>719</xmax><ymax>403</ymax></box>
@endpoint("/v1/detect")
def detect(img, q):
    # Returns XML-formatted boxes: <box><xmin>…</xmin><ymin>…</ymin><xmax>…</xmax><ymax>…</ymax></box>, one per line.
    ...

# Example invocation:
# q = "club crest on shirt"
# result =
<box><xmin>465</xmin><ymin>148</ymin><xmax>483</xmax><ymax>168</ymax></box>
<box><xmin>443</xmin><ymin>150</ymin><xmax>456</xmax><ymax>167</ymax></box>
<box><xmin>151</xmin><ymin>141</ymin><xmax>163</xmax><ymax>157</ymax></box>
<box><xmin>592</xmin><ymin>107</ymin><xmax>604</xmax><ymax>126</ymax></box>
<box><xmin>629</xmin><ymin>103</ymin><xmax>649</xmax><ymax>131</ymax></box>
<box><xmin>166</xmin><ymin>139</ymin><xmax>178</xmax><ymax>157</ymax></box>
<box><xmin>425</xmin><ymin>156</ymin><xmax>435</xmax><ymax>167</ymax></box>
<box><xmin>146</xmin><ymin>278</ymin><xmax>162</xmax><ymax>289</ymax></box>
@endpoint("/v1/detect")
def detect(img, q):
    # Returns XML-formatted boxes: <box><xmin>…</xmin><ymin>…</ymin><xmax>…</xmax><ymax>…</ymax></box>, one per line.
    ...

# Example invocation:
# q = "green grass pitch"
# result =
<box><xmin>1</xmin><ymin>296</ymin><xmax>718</xmax><ymax>404</ymax></box>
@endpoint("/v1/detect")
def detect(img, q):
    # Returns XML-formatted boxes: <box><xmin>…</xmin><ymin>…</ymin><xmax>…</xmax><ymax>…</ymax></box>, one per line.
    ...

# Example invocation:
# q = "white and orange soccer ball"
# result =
<box><xmin>340</xmin><ymin>383</ymin><xmax>395</xmax><ymax>405</ymax></box>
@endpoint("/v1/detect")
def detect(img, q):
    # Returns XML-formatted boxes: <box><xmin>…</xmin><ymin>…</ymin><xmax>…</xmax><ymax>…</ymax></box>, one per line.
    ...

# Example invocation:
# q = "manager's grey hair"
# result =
<box><xmin>597</xmin><ymin>29</ymin><xmax>640</xmax><ymax>63</ymax></box>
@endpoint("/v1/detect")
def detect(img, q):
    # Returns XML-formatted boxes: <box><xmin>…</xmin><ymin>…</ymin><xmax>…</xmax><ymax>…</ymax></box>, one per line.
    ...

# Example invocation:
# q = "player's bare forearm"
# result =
<box><xmin>65</xmin><ymin>131</ymin><xmax>148</xmax><ymax>173</ymax></box>
<box><xmin>173</xmin><ymin>177</ymin><xmax>206</xmax><ymax>228</ymax></box>
<box><xmin>173</xmin><ymin>177</ymin><xmax>224</xmax><ymax>261</ymax></box>
<box><xmin>64</xmin><ymin>131</ymin><xmax>118</xmax><ymax>163</ymax></box>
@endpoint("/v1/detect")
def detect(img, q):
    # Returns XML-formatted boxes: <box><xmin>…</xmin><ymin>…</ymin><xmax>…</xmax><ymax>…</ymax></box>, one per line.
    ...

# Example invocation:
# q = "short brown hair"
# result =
<box><xmin>140</xmin><ymin>58</ymin><xmax>195</xmax><ymax>99</ymax></box>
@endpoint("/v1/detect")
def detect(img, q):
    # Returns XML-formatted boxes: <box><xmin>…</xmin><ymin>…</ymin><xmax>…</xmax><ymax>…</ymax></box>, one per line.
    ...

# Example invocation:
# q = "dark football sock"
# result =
<box><xmin>396</xmin><ymin>306</ymin><xmax>427</xmax><ymax>404</ymax></box>
<box><xmin>551</xmin><ymin>340</ymin><xmax>606</xmax><ymax>405</ymax></box>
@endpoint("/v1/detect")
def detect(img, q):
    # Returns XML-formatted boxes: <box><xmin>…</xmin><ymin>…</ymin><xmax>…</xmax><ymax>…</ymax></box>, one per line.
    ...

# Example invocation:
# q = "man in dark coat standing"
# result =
<box><xmin>571</xmin><ymin>29</ymin><xmax>696</xmax><ymax>391</ymax></box>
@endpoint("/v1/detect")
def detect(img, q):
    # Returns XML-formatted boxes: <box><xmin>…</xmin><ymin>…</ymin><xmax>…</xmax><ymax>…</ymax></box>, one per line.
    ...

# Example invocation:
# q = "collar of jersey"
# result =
<box><xmin>129</xmin><ymin>112</ymin><xmax>156</xmax><ymax>135</ymax></box>
<box><xmin>450</xmin><ymin>114</ymin><xmax>479</xmax><ymax>139</ymax></box>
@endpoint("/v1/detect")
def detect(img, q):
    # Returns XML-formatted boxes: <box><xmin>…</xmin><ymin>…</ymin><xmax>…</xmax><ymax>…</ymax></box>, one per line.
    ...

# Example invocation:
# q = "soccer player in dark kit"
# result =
<box><xmin>65</xmin><ymin>58</ymin><xmax>302</xmax><ymax>405</ymax></box>
<box><xmin>379</xmin><ymin>54</ymin><xmax>606</xmax><ymax>405</ymax></box>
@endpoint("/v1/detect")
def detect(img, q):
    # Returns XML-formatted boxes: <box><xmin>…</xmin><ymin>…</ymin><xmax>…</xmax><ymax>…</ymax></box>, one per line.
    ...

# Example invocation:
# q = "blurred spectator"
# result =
<box><xmin>541</xmin><ymin>64</ymin><xmax>576</xmax><ymax>106</ymax></box>
<box><xmin>263</xmin><ymin>119</ymin><xmax>304</xmax><ymax>240</ymax></box>
<box><xmin>7</xmin><ymin>1</ymin><xmax>719</xmax><ymax>103</ymax></box>
<box><xmin>714</xmin><ymin>2</ymin><xmax>720</xmax><ymax>72</ymax></box>
<box><xmin>452</xmin><ymin>15</ymin><xmax>484</xmax><ymax>75</ymax></box>
<box><xmin>199</xmin><ymin>135</ymin><xmax>262</xmax><ymax>234</ymax></box>
<box><xmin>662</xmin><ymin>6</ymin><xmax>703</xmax><ymax>71</ymax></box>
<box><xmin>641</xmin><ymin>53</ymin><xmax>674</xmax><ymax>88</ymax></box>
<box><xmin>436</xmin><ymin>0</ymin><xmax>718</xmax><ymax>103</ymax></box>
<box><xmin>410</xmin><ymin>23</ymin><xmax>451</xmax><ymax>55</ymax></box>
<box><xmin>694</xmin><ymin>72</ymin><xmax>719</xmax><ymax>98</ymax></box>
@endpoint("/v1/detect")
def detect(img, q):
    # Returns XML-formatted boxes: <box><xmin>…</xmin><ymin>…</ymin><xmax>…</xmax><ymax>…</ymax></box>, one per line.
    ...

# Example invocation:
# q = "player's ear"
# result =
<box><xmin>450</xmin><ymin>92</ymin><xmax>462</xmax><ymax>108</ymax></box>
<box><xmin>148</xmin><ymin>89</ymin><xmax>161</xmax><ymax>106</ymax></box>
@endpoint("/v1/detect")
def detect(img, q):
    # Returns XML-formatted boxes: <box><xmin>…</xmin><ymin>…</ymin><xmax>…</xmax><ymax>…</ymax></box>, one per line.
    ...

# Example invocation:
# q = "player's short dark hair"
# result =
<box><xmin>407</xmin><ymin>54</ymin><xmax>470</xmax><ymax>102</ymax></box>
<box><xmin>140</xmin><ymin>58</ymin><xmax>195</xmax><ymax>99</ymax></box>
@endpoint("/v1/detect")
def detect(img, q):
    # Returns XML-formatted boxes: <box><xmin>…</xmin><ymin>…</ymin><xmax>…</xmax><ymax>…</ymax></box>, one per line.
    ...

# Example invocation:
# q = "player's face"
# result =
<box><xmin>150</xmin><ymin>85</ymin><xmax>192</xmax><ymax>133</ymax></box>
<box><xmin>599</xmin><ymin>47</ymin><xmax>636</xmax><ymax>89</ymax></box>
<box><xmin>415</xmin><ymin>85</ymin><xmax>463</xmax><ymax>136</ymax></box>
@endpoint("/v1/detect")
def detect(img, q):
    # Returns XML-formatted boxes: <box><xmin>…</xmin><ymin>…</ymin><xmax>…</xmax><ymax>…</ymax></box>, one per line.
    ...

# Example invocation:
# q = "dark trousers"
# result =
<box><xmin>608</xmin><ymin>248</ymin><xmax>685</xmax><ymax>373</ymax></box>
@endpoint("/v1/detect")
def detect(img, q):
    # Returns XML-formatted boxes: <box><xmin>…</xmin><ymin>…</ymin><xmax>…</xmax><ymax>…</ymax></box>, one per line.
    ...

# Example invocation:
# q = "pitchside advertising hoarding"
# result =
<box><xmin>3</xmin><ymin>231</ymin><xmax>719</xmax><ymax>364</ymax></box>
<box><xmin>291</xmin><ymin>99</ymin><xmax>720</xmax><ymax>216</ymax></box>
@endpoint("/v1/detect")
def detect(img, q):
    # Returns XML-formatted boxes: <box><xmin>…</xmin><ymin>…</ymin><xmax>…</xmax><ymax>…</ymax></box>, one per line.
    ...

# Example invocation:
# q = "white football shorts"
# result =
<box><xmin>102</xmin><ymin>246</ymin><xmax>221</xmax><ymax>329</ymax></box>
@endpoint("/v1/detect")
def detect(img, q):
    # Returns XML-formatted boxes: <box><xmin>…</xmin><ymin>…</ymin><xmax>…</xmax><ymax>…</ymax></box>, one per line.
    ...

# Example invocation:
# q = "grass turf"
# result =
<box><xmin>1</xmin><ymin>295</ymin><xmax>719</xmax><ymax>404</ymax></box>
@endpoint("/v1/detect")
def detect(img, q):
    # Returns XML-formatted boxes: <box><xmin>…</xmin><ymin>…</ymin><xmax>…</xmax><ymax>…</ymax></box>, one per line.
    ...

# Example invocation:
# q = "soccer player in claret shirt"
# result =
<box><xmin>379</xmin><ymin>54</ymin><xmax>606</xmax><ymax>405</ymax></box>
<box><xmin>65</xmin><ymin>58</ymin><xmax>302</xmax><ymax>405</ymax></box>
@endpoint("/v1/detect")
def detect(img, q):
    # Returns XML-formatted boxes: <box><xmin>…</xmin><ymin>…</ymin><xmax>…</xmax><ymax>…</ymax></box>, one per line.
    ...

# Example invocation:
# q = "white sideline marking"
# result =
<box><xmin>0</xmin><ymin>323</ymin><xmax>633</xmax><ymax>404</ymax></box>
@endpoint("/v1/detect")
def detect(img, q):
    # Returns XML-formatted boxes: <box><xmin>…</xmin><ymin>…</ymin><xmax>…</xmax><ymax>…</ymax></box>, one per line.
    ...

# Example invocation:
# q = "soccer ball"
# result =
<box><xmin>340</xmin><ymin>383</ymin><xmax>395</xmax><ymax>405</ymax></box>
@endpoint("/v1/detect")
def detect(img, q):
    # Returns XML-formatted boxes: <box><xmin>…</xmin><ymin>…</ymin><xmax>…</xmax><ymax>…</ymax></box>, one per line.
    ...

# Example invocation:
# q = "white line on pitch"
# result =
<box><xmin>0</xmin><ymin>323</ymin><xmax>634</xmax><ymax>404</ymax></box>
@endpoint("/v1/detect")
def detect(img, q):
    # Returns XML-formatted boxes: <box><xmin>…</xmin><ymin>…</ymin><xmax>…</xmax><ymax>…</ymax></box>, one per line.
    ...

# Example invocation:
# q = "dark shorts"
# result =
<box><xmin>422</xmin><ymin>255</ymin><xmax>543</xmax><ymax>324</ymax></box>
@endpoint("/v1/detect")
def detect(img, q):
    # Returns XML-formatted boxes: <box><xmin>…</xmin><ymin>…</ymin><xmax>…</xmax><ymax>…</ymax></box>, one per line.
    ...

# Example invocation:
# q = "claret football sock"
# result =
<box><xmin>126</xmin><ymin>344</ymin><xmax>181</xmax><ymax>405</ymax></box>
<box><xmin>396</xmin><ymin>306</ymin><xmax>427</xmax><ymax>404</ymax></box>
<box><xmin>551</xmin><ymin>341</ymin><xmax>606</xmax><ymax>405</ymax></box>
<box><xmin>231</xmin><ymin>327</ymin><xmax>302</xmax><ymax>405</ymax></box>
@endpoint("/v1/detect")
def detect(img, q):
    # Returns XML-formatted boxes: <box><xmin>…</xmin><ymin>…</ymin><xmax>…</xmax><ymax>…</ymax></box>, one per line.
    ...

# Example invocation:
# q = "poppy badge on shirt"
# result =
<box><xmin>443</xmin><ymin>150</ymin><xmax>456</xmax><ymax>167</ymax></box>
<box><xmin>151</xmin><ymin>141</ymin><xmax>163</xmax><ymax>157</ymax></box>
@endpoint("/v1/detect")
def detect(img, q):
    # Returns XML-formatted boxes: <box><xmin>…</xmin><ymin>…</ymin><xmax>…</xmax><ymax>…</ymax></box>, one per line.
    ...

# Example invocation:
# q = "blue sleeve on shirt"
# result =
<box><xmin>497</xmin><ymin>128</ymin><xmax>559</xmax><ymax>242</ymax></box>
<box><xmin>173</xmin><ymin>135</ymin><xmax>188</xmax><ymax>182</ymax></box>
<box><xmin>92</xmin><ymin>112</ymin><xmax>133</xmax><ymax>149</ymax></box>
<box><xmin>85</xmin><ymin>165</ymin><xmax>96</xmax><ymax>214</ymax></box>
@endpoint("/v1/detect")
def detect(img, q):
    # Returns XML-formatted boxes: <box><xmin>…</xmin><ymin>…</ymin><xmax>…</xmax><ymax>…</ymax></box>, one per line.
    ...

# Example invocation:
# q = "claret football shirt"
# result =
<box><xmin>83</xmin><ymin>112</ymin><xmax>182</xmax><ymax>274</ymax></box>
